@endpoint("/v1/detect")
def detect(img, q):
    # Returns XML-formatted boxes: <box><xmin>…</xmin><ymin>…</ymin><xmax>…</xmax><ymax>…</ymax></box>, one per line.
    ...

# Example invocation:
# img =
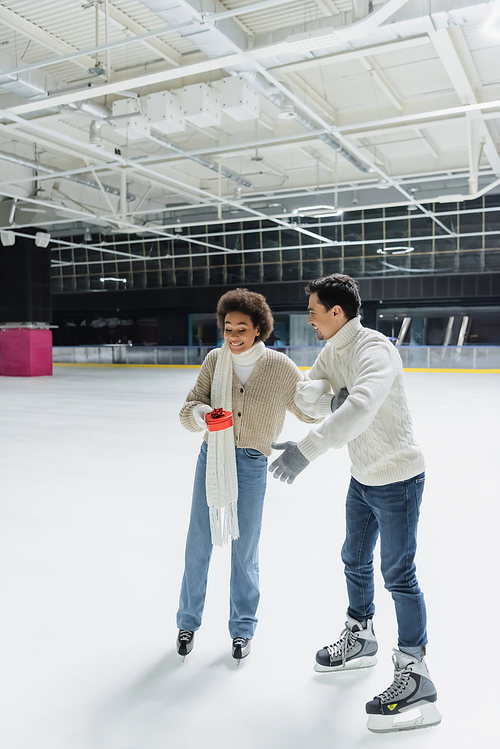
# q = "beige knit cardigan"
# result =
<box><xmin>179</xmin><ymin>347</ymin><xmax>321</xmax><ymax>456</ymax></box>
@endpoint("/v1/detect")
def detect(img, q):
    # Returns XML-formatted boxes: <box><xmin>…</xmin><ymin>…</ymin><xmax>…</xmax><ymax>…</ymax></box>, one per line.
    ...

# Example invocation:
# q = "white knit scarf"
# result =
<box><xmin>206</xmin><ymin>340</ymin><xmax>266</xmax><ymax>546</ymax></box>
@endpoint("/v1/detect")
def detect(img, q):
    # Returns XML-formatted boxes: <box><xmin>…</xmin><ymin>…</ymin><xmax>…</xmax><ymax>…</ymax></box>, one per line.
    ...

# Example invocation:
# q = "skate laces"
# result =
<box><xmin>326</xmin><ymin>623</ymin><xmax>359</xmax><ymax>666</ymax></box>
<box><xmin>233</xmin><ymin>637</ymin><xmax>247</xmax><ymax>646</ymax></box>
<box><xmin>179</xmin><ymin>630</ymin><xmax>193</xmax><ymax>642</ymax></box>
<box><xmin>378</xmin><ymin>660</ymin><xmax>411</xmax><ymax>702</ymax></box>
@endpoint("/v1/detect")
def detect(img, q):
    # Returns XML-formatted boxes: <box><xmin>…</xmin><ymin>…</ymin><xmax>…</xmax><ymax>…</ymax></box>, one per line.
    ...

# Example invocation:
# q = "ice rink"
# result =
<box><xmin>0</xmin><ymin>364</ymin><xmax>498</xmax><ymax>749</ymax></box>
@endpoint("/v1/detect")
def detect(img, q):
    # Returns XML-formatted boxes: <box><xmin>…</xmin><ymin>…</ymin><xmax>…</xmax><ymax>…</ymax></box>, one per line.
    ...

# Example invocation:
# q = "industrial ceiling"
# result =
<box><xmin>0</xmin><ymin>0</ymin><xmax>499</xmax><ymax>258</ymax></box>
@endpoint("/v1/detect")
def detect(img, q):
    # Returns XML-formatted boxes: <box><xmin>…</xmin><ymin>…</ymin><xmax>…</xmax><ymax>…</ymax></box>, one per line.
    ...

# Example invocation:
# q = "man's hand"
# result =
<box><xmin>331</xmin><ymin>387</ymin><xmax>349</xmax><ymax>413</ymax></box>
<box><xmin>269</xmin><ymin>441</ymin><xmax>310</xmax><ymax>484</ymax></box>
<box><xmin>295</xmin><ymin>385</ymin><xmax>349</xmax><ymax>418</ymax></box>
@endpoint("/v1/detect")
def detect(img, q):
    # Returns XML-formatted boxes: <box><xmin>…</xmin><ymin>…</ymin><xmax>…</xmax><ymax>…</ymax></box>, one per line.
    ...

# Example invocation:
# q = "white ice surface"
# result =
<box><xmin>0</xmin><ymin>366</ymin><xmax>498</xmax><ymax>748</ymax></box>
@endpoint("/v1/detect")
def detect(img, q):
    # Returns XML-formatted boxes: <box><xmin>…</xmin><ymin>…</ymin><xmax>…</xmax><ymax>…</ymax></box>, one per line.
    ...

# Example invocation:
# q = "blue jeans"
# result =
<box><xmin>177</xmin><ymin>440</ymin><xmax>268</xmax><ymax>639</ymax></box>
<box><xmin>341</xmin><ymin>472</ymin><xmax>427</xmax><ymax>649</ymax></box>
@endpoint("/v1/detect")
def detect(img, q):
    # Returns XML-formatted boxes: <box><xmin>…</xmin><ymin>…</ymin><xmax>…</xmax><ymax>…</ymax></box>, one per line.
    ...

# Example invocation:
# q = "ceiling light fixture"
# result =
<box><xmin>278</xmin><ymin>104</ymin><xmax>297</xmax><ymax>120</ymax></box>
<box><xmin>0</xmin><ymin>230</ymin><xmax>15</xmax><ymax>246</ymax></box>
<box><xmin>287</xmin><ymin>30</ymin><xmax>341</xmax><ymax>54</ymax></box>
<box><xmin>293</xmin><ymin>204</ymin><xmax>343</xmax><ymax>217</ymax></box>
<box><xmin>376</xmin><ymin>246</ymin><xmax>414</xmax><ymax>255</ymax></box>
<box><xmin>35</xmin><ymin>232</ymin><xmax>51</xmax><ymax>248</ymax></box>
<box><xmin>100</xmin><ymin>277</ymin><xmax>127</xmax><ymax>283</ymax></box>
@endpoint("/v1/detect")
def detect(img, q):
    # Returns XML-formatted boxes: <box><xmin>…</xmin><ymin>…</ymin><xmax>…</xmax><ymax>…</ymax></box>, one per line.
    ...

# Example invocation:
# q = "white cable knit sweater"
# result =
<box><xmin>297</xmin><ymin>316</ymin><xmax>425</xmax><ymax>486</ymax></box>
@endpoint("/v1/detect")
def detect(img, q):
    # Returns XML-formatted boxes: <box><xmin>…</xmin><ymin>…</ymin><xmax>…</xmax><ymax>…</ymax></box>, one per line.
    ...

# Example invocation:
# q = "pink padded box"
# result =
<box><xmin>0</xmin><ymin>328</ymin><xmax>53</xmax><ymax>377</ymax></box>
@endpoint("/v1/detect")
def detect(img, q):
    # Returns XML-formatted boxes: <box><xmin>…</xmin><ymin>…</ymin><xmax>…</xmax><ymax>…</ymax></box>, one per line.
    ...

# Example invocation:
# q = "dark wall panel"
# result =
<box><xmin>0</xmin><ymin>239</ymin><xmax>51</xmax><ymax>323</ymax></box>
<box><xmin>52</xmin><ymin>271</ymin><xmax>500</xmax><ymax>344</ymax></box>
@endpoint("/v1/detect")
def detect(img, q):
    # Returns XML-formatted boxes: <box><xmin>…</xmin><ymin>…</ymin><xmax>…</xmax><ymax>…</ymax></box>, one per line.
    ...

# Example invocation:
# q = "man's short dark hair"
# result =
<box><xmin>305</xmin><ymin>274</ymin><xmax>361</xmax><ymax>320</ymax></box>
<box><xmin>216</xmin><ymin>288</ymin><xmax>274</xmax><ymax>342</ymax></box>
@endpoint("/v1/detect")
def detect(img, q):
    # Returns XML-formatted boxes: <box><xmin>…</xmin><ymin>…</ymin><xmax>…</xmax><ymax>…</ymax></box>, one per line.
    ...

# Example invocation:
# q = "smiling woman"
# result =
<box><xmin>223</xmin><ymin>311</ymin><xmax>259</xmax><ymax>353</ymax></box>
<box><xmin>176</xmin><ymin>288</ymin><xmax>320</xmax><ymax>664</ymax></box>
<box><xmin>216</xmin><ymin>288</ymin><xmax>274</xmax><ymax>352</ymax></box>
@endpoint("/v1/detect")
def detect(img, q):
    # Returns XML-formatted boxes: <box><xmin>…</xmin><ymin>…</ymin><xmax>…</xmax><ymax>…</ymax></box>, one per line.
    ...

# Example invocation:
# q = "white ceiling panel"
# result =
<box><xmin>0</xmin><ymin>0</ymin><xmax>496</xmax><ymax>243</ymax></box>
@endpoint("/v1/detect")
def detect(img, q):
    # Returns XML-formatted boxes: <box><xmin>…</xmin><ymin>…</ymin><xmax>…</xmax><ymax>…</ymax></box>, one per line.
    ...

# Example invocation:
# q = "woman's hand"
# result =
<box><xmin>193</xmin><ymin>404</ymin><xmax>212</xmax><ymax>429</ymax></box>
<box><xmin>295</xmin><ymin>378</ymin><xmax>331</xmax><ymax>403</ymax></box>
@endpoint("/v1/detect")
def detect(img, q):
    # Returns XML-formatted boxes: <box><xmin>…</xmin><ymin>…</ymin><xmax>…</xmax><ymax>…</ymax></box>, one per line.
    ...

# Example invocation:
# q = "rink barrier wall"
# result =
<box><xmin>52</xmin><ymin>345</ymin><xmax>500</xmax><ymax>372</ymax></box>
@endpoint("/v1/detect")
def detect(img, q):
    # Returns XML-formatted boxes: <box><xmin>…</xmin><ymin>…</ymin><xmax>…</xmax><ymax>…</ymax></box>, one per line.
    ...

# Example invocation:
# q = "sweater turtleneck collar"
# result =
<box><xmin>326</xmin><ymin>315</ymin><xmax>363</xmax><ymax>350</ymax></box>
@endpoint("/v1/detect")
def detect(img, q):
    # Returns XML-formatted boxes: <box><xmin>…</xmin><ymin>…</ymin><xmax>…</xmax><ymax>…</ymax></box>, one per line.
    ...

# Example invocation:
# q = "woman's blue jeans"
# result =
<box><xmin>177</xmin><ymin>440</ymin><xmax>268</xmax><ymax>639</ymax></box>
<box><xmin>341</xmin><ymin>472</ymin><xmax>427</xmax><ymax>649</ymax></box>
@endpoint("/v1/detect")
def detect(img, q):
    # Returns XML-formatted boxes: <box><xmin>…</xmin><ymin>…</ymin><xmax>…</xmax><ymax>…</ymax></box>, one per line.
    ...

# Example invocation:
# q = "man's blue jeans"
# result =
<box><xmin>177</xmin><ymin>440</ymin><xmax>268</xmax><ymax>639</ymax></box>
<box><xmin>341</xmin><ymin>472</ymin><xmax>427</xmax><ymax>649</ymax></box>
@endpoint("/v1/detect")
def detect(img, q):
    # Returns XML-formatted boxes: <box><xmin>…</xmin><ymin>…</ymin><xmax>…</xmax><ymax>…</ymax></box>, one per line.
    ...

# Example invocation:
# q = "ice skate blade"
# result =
<box><xmin>366</xmin><ymin>703</ymin><xmax>442</xmax><ymax>733</ymax></box>
<box><xmin>314</xmin><ymin>655</ymin><xmax>378</xmax><ymax>673</ymax></box>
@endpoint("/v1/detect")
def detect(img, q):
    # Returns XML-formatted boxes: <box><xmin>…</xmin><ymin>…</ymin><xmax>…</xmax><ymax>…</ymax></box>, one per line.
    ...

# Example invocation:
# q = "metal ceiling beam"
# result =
<box><xmin>428</xmin><ymin>27</ymin><xmax>500</xmax><ymax>179</ymax></box>
<box><xmin>267</xmin><ymin>36</ymin><xmax>431</xmax><ymax>76</ymax></box>
<box><xmin>0</xmin><ymin>106</ymin><xmax>333</xmax><ymax>247</ymax></box>
<box><xmin>98</xmin><ymin>4</ymin><xmax>182</xmax><ymax>67</ymax></box>
<box><xmin>0</xmin><ymin>4</ymin><xmax>96</xmax><ymax>72</ymax></box>
<box><xmin>359</xmin><ymin>55</ymin><xmax>403</xmax><ymax>112</ymax></box>
<box><xmin>336</xmin><ymin>99</ymin><xmax>500</xmax><ymax>134</ymax></box>
<box><xmin>4</xmin><ymin>53</ymin><xmax>242</xmax><ymax>115</ymax></box>
<box><xmin>137</xmin><ymin>0</ymin><xmax>459</xmax><ymax>231</ymax></box>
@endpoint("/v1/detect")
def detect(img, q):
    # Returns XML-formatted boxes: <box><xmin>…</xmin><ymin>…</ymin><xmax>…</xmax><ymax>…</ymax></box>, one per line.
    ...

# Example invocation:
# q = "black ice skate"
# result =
<box><xmin>366</xmin><ymin>649</ymin><xmax>442</xmax><ymax>733</ymax></box>
<box><xmin>232</xmin><ymin>637</ymin><xmax>251</xmax><ymax>665</ymax></box>
<box><xmin>314</xmin><ymin>614</ymin><xmax>378</xmax><ymax>672</ymax></box>
<box><xmin>176</xmin><ymin>629</ymin><xmax>195</xmax><ymax>660</ymax></box>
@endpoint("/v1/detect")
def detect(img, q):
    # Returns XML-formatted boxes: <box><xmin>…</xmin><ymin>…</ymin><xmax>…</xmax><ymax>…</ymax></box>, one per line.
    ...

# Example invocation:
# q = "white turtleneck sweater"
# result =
<box><xmin>297</xmin><ymin>316</ymin><xmax>425</xmax><ymax>486</ymax></box>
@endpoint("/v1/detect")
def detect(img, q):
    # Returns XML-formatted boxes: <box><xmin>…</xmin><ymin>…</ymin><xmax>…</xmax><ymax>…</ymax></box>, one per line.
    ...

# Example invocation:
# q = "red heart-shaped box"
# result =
<box><xmin>205</xmin><ymin>409</ymin><xmax>234</xmax><ymax>432</ymax></box>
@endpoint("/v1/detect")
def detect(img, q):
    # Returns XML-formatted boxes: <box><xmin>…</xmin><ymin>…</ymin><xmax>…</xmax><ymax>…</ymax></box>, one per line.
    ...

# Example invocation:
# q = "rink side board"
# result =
<box><xmin>53</xmin><ymin>363</ymin><xmax>500</xmax><ymax>373</ymax></box>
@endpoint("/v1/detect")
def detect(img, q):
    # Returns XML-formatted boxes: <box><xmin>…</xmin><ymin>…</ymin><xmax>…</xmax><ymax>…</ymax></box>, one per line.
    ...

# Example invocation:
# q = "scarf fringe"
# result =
<box><xmin>209</xmin><ymin>502</ymin><xmax>239</xmax><ymax>547</ymax></box>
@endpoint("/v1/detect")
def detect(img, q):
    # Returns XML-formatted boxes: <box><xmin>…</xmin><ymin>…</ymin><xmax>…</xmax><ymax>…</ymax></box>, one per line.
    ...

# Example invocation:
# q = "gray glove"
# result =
<box><xmin>269</xmin><ymin>441</ymin><xmax>310</xmax><ymax>484</ymax></box>
<box><xmin>331</xmin><ymin>387</ymin><xmax>349</xmax><ymax>413</ymax></box>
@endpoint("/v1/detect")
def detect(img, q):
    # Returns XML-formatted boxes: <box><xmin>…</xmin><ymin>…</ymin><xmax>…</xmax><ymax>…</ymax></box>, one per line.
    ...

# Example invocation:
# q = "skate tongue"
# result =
<box><xmin>392</xmin><ymin>649</ymin><xmax>417</xmax><ymax>669</ymax></box>
<box><xmin>346</xmin><ymin>615</ymin><xmax>366</xmax><ymax>633</ymax></box>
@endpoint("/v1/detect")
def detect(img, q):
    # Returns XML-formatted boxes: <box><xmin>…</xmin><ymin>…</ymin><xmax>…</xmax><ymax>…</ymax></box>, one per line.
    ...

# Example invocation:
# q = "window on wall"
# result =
<box><xmin>282</xmin><ymin>261</ymin><xmax>301</xmax><ymax>281</ymax></box>
<box><xmin>410</xmin><ymin>240</ymin><xmax>434</xmax><ymax>270</ymax></box>
<box><xmin>51</xmin><ymin>197</ymin><xmax>500</xmax><ymax>292</ymax></box>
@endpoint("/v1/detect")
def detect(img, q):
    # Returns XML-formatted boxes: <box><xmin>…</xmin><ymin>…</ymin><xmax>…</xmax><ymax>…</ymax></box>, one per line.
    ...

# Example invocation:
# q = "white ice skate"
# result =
<box><xmin>366</xmin><ymin>649</ymin><xmax>442</xmax><ymax>733</ymax></box>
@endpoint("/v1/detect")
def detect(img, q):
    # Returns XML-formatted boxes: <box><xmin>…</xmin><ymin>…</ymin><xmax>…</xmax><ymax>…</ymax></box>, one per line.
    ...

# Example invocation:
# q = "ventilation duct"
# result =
<box><xmin>145</xmin><ymin>132</ymin><xmax>252</xmax><ymax>187</ymax></box>
<box><xmin>137</xmin><ymin>0</ymin><xmax>493</xmax><ymax>175</ymax></box>
<box><xmin>138</xmin><ymin>0</ymin><xmax>370</xmax><ymax>172</ymax></box>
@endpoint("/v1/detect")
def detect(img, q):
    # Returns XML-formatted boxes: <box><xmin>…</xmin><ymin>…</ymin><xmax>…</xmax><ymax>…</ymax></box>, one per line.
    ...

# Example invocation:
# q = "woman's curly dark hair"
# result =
<box><xmin>216</xmin><ymin>288</ymin><xmax>274</xmax><ymax>343</ymax></box>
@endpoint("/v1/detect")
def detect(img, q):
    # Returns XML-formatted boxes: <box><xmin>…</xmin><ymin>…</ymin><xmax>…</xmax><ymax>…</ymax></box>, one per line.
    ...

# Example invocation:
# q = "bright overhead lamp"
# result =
<box><xmin>35</xmin><ymin>232</ymin><xmax>51</xmax><ymax>248</ymax></box>
<box><xmin>0</xmin><ymin>230</ymin><xmax>15</xmax><ymax>246</ymax></box>
<box><xmin>293</xmin><ymin>204</ymin><xmax>343</xmax><ymax>217</ymax></box>
<box><xmin>100</xmin><ymin>277</ymin><xmax>127</xmax><ymax>283</ymax></box>
<box><xmin>287</xmin><ymin>30</ymin><xmax>341</xmax><ymax>54</ymax></box>
<box><xmin>483</xmin><ymin>5</ymin><xmax>500</xmax><ymax>39</ymax></box>
<box><xmin>377</xmin><ymin>246</ymin><xmax>414</xmax><ymax>255</ymax></box>
<box><xmin>436</xmin><ymin>194</ymin><xmax>466</xmax><ymax>202</ymax></box>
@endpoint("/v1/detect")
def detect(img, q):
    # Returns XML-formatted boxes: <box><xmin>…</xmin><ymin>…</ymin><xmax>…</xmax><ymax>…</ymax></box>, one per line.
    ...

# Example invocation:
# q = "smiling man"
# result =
<box><xmin>269</xmin><ymin>274</ymin><xmax>442</xmax><ymax>734</ymax></box>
